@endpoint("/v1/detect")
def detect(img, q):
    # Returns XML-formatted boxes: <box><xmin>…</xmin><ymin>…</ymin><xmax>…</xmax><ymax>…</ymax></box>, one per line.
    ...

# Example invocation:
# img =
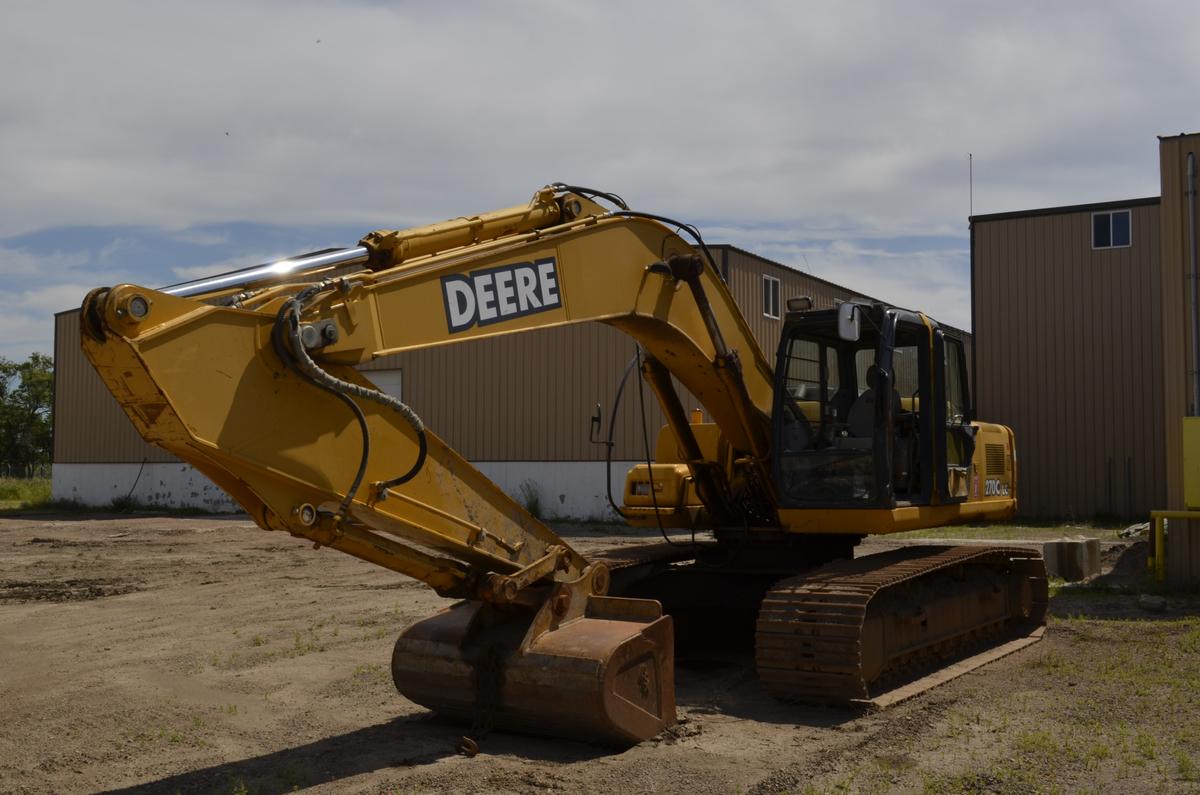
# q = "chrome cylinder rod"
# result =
<box><xmin>160</xmin><ymin>246</ymin><xmax>370</xmax><ymax>298</ymax></box>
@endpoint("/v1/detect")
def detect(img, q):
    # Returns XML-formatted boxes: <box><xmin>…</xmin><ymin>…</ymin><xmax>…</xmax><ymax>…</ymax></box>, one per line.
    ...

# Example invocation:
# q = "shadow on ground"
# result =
<box><xmin>0</xmin><ymin>510</ymin><xmax>250</xmax><ymax>522</ymax></box>
<box><xmin>95</xmin><ymin>711</ymin><xmax>614</xmax><ymax>795</ymax></box>
<box><xmin>96</xmin><ymin>650</ymin><xmax>853</xmax><ymax>794</ymax></box>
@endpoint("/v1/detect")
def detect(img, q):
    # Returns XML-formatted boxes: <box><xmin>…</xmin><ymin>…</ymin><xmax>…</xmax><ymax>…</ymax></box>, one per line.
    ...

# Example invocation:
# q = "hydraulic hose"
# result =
<box><xmin>273</xmin><ymin>280</ymin><xmax>428</xmax><ymax>514</ymax></box>
<box><xmin>634</xmin><ymin>345</ymin><xmax>682</xmax><ymax>547</ymax></box>
<box><xmin>603</xmin><ymin>353</ymin><xmax>639</xmax><ymax>519</ymax></box>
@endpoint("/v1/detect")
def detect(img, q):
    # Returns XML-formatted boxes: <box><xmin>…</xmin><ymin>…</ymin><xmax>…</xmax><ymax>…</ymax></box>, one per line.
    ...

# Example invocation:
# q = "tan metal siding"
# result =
<box><xmin>362</xmin><ymin>324</ymin><xmax>675</xmax><ymax>461</ymax></box>
<box><xmin>1158</xmin><ymin>136</ymin><xmax>1194</xmax><ymax>510</ymax></box>
<box><xmin>53</xmin><ymin>311</ymin><xmax>174</xmax><ymax>464</ymax></box>
<box><xmin>973</xmin><ymin>202</ymin><xmax>1163</xmax><ymax>518</ymax></box>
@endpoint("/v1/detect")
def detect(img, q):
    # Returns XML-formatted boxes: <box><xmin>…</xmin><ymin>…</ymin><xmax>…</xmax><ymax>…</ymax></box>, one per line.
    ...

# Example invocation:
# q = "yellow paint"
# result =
<box><xmin>80</xmin><ymin>186</ymin><xmax>1021</xmax><ymax>600</ymax></box>
<box><xmin>1183</xmin><ymin>417</ymin><xmax>1200</xmax><ymax>509</ymax></box>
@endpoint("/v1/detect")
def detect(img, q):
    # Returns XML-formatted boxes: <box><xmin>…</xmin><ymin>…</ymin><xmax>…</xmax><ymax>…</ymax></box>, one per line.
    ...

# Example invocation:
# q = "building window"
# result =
<box><xmin>763</xmin><ymin>274</ymin><xmax>781</xmax><ymax>319</ymax></box>
<box><xmin>1092</xmin><ymin>209</ymin><xmax>1132</xmax><ymax>249</ymax></box>
<box><xmin>367</xmin><ymin>369</ymin><xmax>403</xmax><ymax>401</ymax></box>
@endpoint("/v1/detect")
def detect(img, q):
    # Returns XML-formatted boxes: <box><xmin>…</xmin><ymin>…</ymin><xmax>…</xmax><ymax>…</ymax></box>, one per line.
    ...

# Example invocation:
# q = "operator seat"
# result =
<box><xmin>846</xmin><ymin>364</ymin><xmax>901</xmax><ymax>441</ymax></box>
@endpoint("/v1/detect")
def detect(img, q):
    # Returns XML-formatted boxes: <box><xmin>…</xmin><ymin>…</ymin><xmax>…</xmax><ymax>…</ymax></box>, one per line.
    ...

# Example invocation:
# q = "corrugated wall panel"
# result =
<box><xmin>1158</xmin><ymin>137</ymin><xmax>1192</xmax><ymax>510</ymax></box>
<box><xmin>973</xmin><ymin>202</ymin><xmax>1164</xmax><ymax>518</ymax></box>
<box><xmin>53</xmin><ymin>311</ymin><xmax>175</xmax><ymax>464</ymax></box>
<box><xmin>363</xmin><ymin>323</ymin><xmax>707</xmax><ymax>462</ymax></box>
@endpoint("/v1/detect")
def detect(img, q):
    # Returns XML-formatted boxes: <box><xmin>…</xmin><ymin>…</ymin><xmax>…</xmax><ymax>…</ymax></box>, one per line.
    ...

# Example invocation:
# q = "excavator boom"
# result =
<box><xmin>79</xmin><ymin>187</ymin><xmax>782</xmax><ymax>744</ymax></box>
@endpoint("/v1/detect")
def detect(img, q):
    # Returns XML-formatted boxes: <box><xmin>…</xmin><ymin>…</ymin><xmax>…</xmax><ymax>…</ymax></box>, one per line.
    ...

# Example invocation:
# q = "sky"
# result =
<box><xmin>2</xmin><ymin>0</ymin><xmax>1197</xmax><ymax>361</ymax></box>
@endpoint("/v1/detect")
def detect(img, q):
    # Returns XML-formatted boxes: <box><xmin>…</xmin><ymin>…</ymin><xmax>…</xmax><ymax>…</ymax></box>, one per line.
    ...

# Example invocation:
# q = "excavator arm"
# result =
<box><xmin>79</xmin><ymin>186</ymin><xmax>779</xmax><ymax>744</ymax></box>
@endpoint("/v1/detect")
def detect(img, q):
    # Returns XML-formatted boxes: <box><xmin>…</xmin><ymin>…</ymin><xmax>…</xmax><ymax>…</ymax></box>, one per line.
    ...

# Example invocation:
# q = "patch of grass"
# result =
<box><xmin>517</xmin><ymin>479</ymin><xmax>543</xmax><ymax>520</ymax></box>
<box><xmin>921</xmin><ymin>764</ymin><xmax>1041</xmax><ymax>795</ymax></box>
<box><xmin>282</xmin><ymin>624</ymin><xmax>331</xmax><ymax>658</ymax></box>
<box><xmin>1135</xmin><ymin>731</ymin><xmax>1158</xmax><ymax>760</ymax></box>
<box><xmin>0</xmin><ymin>477</ymin><xmax>62</xmax><ymax>512</ymax></box>
<box><xmin>1</xmin><ymin>497</ymin><xmax>91</xmax><ymax>514</ymax></box>
<box><xmin>351</xmin><ymin>663</ymin><xmax>387</xmax><ymax>688</ymax></box>
<box><xmin>1178</xmin><ymin>751</ymin><xmax>1198</xmax><ymax>781</ymax></box>
<box><xmin>889</xmin><ymin>520</ymin><xmax>1125</xmax><ymax>542</ymax></box>
<box><xmin>0</xmin><ymin>476</ymin><xmax>51</xmax><ymax>503</ymax></box>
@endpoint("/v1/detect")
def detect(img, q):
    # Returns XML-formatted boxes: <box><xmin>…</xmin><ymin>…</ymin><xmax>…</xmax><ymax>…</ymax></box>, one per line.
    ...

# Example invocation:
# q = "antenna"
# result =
<box><xmin>969</xmin><ymin>153</ymin><xmax>974</xmax><ymax>220</ymax></box>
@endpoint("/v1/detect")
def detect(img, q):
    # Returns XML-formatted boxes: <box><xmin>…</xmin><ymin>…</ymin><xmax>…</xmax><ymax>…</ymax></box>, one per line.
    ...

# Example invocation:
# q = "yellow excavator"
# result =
<box><xmin>80</xmin><ymin>185</ymin><xmax>1046</xmax><ymax>747</ymax></box>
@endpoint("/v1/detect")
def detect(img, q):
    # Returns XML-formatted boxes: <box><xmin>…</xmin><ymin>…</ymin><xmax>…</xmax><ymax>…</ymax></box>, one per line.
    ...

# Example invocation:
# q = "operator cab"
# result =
<box><xmin>771</xmin><ymin>302</ymin><xmax>974</xmax><ymax>509</ymax></box>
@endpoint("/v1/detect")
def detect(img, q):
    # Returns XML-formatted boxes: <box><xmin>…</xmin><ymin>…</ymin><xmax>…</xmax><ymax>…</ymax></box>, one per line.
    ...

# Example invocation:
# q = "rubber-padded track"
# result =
<box><xmin>755</xmin><ymin>545</ymin><xmax>1048</xmax><ymax>703</ymax></box>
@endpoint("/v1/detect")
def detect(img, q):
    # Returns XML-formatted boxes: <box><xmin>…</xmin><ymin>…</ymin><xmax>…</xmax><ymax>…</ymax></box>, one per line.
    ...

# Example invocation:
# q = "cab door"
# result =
<box><xmin>888</xmin><ymin>316</ymin><xmax>934</xmax><ymax>506</ymax></box>
<box><xmin>933</xmin><ymin>331</ymin><xmax>976</xmax><ymax>502</ymax></box>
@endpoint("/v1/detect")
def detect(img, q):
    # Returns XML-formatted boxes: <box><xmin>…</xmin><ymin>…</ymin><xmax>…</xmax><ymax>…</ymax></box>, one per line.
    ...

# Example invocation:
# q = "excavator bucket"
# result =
<box><xmin>392</xmin><ymin>594</ymin><xmax>675</xmax><ymax>745</ymax></box>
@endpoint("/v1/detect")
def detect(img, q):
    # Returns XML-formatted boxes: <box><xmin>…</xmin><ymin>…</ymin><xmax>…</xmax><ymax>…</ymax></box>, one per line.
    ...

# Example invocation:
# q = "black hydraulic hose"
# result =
<box><xmin>272</xmin><ymin>298</ymin><xmax>373</xmax><ymax>516</ymax></box>
<box><xmin>271</xmin><ymin>303</ymin><xmax>372</xmax><ymax>517</ymax></box>
<box><xmin>635</xmin><ymin>345</ymin><xmax>679</xmax><ymax>547</ymax></box>
<box><xmin>610</xmin><ymin>210</ymin><xmax>722</xmax><ymax>280</ymax></box>
<box><xmin>550</xmin><ymin>184</ymin><xmax>719</xmax><ymax>281</ymax></box>
<box><xmin>603</xmin><ymin>352</ymin><xmax>640</xmax><ymax>519</ymax></box>
<box><xmin>550</xmin><ymin>182</ymin><xmax>630</xmax><ymax>211</ymax></box>
<box><xmin>273</xmin><ymin>280</ymin><xmax>428</xmax><ymax>514</ymax></box>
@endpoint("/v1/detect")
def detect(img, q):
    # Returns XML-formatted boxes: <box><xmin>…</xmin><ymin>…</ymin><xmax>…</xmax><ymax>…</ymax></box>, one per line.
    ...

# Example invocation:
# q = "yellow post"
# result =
<box><xmin>1148</xmin><ymin>516</ymin><xmax>1157</xmax><ymax>573</ymax></box>
<box><xmin>1156</xmin><ymin>517</ymin><xmax>1166</xmax><ymax>583</ymax></box>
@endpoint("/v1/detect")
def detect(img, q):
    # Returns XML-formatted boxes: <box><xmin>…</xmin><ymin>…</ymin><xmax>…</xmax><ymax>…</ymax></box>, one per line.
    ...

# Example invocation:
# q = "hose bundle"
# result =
<box><xmin>272</xmin><ymin>280</ymin><xmax>428</xmax><ymax>517</ymax></box>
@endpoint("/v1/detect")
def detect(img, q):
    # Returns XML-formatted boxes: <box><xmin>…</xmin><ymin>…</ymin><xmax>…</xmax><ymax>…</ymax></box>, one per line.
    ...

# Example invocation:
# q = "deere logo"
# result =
<box><xmin>441</xmin><ymin>257</ymin><xmax>562</xmax><ymax>333</ymax></box>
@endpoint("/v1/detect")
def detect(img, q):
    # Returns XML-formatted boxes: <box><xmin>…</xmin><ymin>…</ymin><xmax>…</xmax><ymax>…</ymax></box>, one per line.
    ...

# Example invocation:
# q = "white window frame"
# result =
<box><xmin>1092</xmin><ymin>209</ymin><xmax>1132</xmax><ymax>250</ymax></box>
<box><xmin>763</xmin><ymin>274</ymin><xmax>781</xmax><ymax>319</ymax></box>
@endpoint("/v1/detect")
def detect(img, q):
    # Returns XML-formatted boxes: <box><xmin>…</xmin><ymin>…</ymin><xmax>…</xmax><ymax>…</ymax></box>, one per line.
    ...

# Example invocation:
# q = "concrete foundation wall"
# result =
<box><xmin>472</xmin><ymin>460</ymin><xmax>640</xmax><ymax>521</ymax></box>
<box><xmin>52</xmin><ymin>460</ymin><xmax>641</xmax><ymax>521</ymax></box>
<box><xmin>52</xmin><ymin>463</ymin><xmax>241</xmax><ymax>512</ymax></box>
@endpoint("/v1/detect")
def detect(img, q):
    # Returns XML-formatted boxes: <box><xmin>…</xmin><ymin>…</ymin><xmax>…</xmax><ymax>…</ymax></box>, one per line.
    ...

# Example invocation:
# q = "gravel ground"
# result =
<box><xmin>1</xmin><ymin>514</ymin><xmax>1197</xmax><ymax>794</ymax></box>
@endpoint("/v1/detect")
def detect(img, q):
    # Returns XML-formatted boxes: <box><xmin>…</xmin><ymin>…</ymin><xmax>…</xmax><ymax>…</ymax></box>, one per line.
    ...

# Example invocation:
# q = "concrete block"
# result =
<box><xmin>1042</xmin><ymin>536</ymin><xmax>1101</xmax><ymax>581</ymax></box>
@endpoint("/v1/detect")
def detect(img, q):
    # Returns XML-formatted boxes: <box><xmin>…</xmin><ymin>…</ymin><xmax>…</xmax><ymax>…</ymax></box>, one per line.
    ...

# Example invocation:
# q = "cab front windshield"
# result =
<box><xmin>776</xmin><ymin>328</ymin><xmax>877</xmax><ymax>504</ymax></box>
<box><xmin>775</xmin><ymin>320</ymin><xmax>924</xmax><ymax>506</ymax></box>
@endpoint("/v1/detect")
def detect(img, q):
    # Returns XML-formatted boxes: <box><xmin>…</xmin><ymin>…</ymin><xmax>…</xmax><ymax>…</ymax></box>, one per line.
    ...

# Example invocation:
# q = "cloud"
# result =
<box><xmin>169</xmin><ymin>252</ymin><xmax>294</xmax><ymax>283</ymax></box>
<box><xmin>0</xmin><ymin>283</ymin><xmax>96</xmax><ymax>361</ymax></box>
<box><xmin>715</xmin><ymin>227</ymin><xmax>972</xmax><ymax>330</ymax></box>
<box><xmin>169</xmin><ymin>230</ymin><xmax>230</xmax><ymax>247</ymax></box>
<box><xmin>2</xmin><ymin>1</ymin><xmax>1197</xmax><ymax>356</ymax></box>
<box><xmin>3</xmin><ymin>1</ymin><xmax>1195</xmax><ymax>238</ymax></box>
<box><xmin>0</xmin><ymin>246</ymin><xmax>90</xmax><ymax>278</ymax></box>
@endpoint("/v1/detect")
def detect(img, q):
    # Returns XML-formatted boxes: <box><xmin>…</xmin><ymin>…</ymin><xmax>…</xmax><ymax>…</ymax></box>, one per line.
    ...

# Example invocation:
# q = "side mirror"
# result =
<box><xmin>837</xmin><ymin>302</ymin><xmax>861</xmax><ymax>342</ymax></box>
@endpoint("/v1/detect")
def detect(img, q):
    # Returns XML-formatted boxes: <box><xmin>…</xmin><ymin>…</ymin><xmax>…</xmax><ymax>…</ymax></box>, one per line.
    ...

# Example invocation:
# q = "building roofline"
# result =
<box><xmin>1158</xmin><ymin>132</ymin><xmax>1200</xmax><ymax>141</ymax></box>
<box><xmin>969</xmin><ymin>196</ymin><xmax>1160</xmax><ymax>224</ymax></box>
<box><xmin>709</xmin><ymin>243</ymin><xmax>972</xmax><ymax>339</ymax></box>
<box><xmin>709</xmin><ymin>243</ymin><xmax>885</xmax><ymax>302</ymax></box>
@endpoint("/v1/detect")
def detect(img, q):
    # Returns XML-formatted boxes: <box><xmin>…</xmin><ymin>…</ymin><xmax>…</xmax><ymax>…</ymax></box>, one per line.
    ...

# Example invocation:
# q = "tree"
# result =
<box><xmin>0</xmin><ymin>353</ymin><xmax>53</xmax><ymax>469</ymax></box>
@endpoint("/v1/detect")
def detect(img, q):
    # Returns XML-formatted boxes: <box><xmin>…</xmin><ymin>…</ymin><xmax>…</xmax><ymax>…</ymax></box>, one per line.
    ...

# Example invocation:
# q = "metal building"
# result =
<box><xmin>53</xmin><ymin>245</ymin><xmax>970</xmax><ymax>518</ymax></box>
<box><xmin>971</xmin><ymin>132</ymin><xmax>1200</xmax><ymax>520</ymax></box>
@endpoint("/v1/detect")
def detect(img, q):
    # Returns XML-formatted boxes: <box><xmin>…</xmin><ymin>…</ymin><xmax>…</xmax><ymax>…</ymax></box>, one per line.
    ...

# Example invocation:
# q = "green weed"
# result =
<box><xmin>0</xmin><ymin>477</ymin><xmax>51</xmax><ymax>504</ymax></box>
<box><xmin>1178</xmin><ymin>751</ymin><xmax>1197</xmax><ymax>781</ymax></box>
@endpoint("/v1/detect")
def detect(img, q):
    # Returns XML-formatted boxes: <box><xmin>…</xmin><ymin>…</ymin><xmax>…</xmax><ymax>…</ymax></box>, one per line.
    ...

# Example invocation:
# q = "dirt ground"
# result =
<box><xmin>1</xmin><ymin>514</ymin><xmax>1198</xmax><ymax>795</ymax></box>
